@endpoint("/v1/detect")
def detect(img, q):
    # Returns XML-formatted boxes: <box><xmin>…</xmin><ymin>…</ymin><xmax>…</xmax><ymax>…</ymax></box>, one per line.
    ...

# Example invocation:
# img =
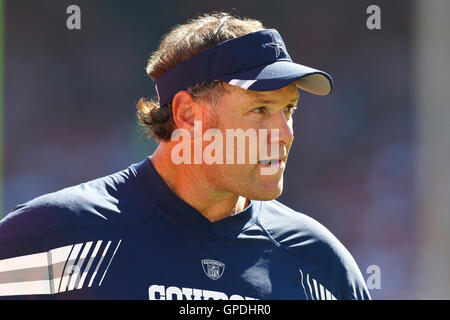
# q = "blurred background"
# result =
<box><xmin>1</xmin><ymin>0</ymin><xmax>449</xmax><ymax>299</ymax></box>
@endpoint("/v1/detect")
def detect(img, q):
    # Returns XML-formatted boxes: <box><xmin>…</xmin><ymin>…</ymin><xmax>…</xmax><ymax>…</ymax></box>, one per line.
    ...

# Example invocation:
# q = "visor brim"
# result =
<box><xmin>219</xmin><ymin>60</ymin><xmax>333</xmax><ymax>96</ymax></box>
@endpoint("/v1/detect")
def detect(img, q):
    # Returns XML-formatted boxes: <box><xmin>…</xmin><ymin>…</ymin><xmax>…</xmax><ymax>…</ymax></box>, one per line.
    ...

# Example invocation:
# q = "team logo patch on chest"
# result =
<box><xmin>201</xmin><ymin>259</ymin><xmax>225</xmax><ymax>280</ymax></box>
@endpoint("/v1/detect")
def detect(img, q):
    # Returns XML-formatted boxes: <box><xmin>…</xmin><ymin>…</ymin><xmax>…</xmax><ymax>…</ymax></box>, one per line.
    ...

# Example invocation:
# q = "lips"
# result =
<box><xmin>257</xmin><ymin>156</ymin><xmax>287</xmax><ymax>170</ymax></box>
<box><xmin>258</xmin><ymin>153</ymin><xmax>287</xmax><ymax>164</ymax></box>
<box><xmin>258</xmin><ymin>159</ymin><xmax>282</xmax><ymax>165</ymax></box>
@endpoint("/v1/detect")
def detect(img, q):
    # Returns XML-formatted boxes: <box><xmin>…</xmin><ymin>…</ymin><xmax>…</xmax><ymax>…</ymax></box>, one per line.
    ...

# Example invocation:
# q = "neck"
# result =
<box><xmin>150</xmin><ymin>143</ymin><xmax>249</xmax><ymax>222</ymax></box>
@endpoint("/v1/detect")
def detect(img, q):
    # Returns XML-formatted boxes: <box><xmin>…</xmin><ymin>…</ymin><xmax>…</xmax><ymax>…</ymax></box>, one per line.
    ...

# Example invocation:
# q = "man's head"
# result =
<box><xmin>138</xmin><ymin>12</ymin><xmax>332</xmax><ymax>202</ymax></box>
<box><xmin>137</xmin><ymin>12</ymin><xmax>264</xmax><ymax>141</ymax></box>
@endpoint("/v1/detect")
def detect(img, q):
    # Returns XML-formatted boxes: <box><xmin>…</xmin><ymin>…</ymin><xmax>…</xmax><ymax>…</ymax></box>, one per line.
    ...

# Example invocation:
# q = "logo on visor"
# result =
<box><xmin>263</xmin><ymin>32</ymin><xmax>286</xmax><ymax>58</ymax></box>
<box><xmin>201</xmin><ymin>259</ymin><xmax>225</xmax><ymax>280</ymax></box>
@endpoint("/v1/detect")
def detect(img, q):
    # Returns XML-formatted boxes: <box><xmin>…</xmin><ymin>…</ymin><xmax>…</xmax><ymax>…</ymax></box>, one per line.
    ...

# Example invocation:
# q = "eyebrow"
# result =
<box><xmin>255</xmin><ymin>97</ymin><xmax>299</xmax><ymax>105</ymax></box>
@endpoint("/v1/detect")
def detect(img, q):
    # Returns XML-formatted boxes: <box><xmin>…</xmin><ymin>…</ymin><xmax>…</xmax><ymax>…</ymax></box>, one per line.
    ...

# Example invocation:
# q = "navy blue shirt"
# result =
<box><xmin>0</xmin><ymin>158</ymin><xmax>370</xmax><ymax>300</ymax></box>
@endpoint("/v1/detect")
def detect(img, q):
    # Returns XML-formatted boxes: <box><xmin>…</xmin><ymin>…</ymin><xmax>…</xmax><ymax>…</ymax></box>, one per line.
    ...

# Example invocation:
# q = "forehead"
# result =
<box><xmin>222</xmin><ymin>82</ymin><xmax>299</xmax><ymax>105</ymax></box>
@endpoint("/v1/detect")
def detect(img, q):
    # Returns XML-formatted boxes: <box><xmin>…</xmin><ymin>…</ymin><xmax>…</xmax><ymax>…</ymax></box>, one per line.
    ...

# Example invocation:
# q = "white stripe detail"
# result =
<box><xmin>77</xmin><ymin>240</ymin><xmax>102</xmax><ymax>289</ymax></box>
<box><xmin>0</xmin><ymin>244</ymin><xmax>72</xmax><ymax>296</ymax></box>
<box><xmin>67</xmin><ymin>242</ymin><xmax>93</xmax><ymax>291</ymax></box>
<box><xmin>0</xmin><ymin>280</ymin><xmax>52</xmax><ymax>296</ymax></box>
<box><xmin>325</xmin><ymin>288</ymin><xmax>332</xmax><ymax>300</ymax></box>
<box><xmin>49</xmin><ymin>244</ymin><xmax>74</xmax><ymax>294</ymax></box>
<box><xmin>58</xmin><ymin>243</ymin><xmax>83</xmax><ymax>293</ymax></box>
<box><xmin>319</xmin><ymin>283</ymin><xmax>325</xmax><ymax>300</ymax></box>
<box><xmin>98</xmin><ymin>240</ymin><xmax>122</xmax><ymax>286</ymax></box>
<box><xmin>228</xmin><ymin>79</ymin><xmax>257</xmax><ymax>90</ymax></box>
<box><xmin>298</xmin><ymin>269</ymin><xmax>309</xmax><ymax>301</ymax></box>
<box><xmin>0</xmin><ymin>252</ymin><xmax>48</xmax><ymax>273</ymax></box>
<box><xmin>50</xmin><ymin>245</ymin><xmax>76</xmax><ymax>264</ymax></box>
<box><xmin>305</xmin><ymin>273</ymin><xmax>314</xmax><ymax>300</ymax></box>
<box><xmin>240</xmin><ymin>80</ymin><xmax>257</xmax><ymax>89</ymax></box>
<box><xmin>298</xmin><ymin>270</ymin><xmax>338</xmax><ymax>300</ymax></box>
<box><xmin>0</xmin><ymin>241</ymin><xmax>120</xmax><ymax>297</ymax></box>
<box><xmin>312</xmin><ymin>278</ymin><xmax>320</xmax><ymax>300</ymax></box>
<box><xmin>88</xmin><ymin>241</ymin><xmax>112</xmax><ymax>287</ymax></box>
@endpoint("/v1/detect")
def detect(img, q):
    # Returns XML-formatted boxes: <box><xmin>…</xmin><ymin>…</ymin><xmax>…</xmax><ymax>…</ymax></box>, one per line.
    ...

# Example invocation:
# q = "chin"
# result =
<box><xmin>248</xmin><ymin>184</ymin><xmax>283</xmax><ymax>201</ymax></box>
<box><xmin>258</xmin><ymin>191</ymin><xmax>283</xmax><ymax>201</ymax></box>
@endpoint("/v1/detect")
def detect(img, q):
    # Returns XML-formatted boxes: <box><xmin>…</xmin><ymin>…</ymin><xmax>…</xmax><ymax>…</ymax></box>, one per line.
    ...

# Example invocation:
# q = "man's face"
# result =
<box><xmin>201</xmin><ymin>82</ymin><xmax>298</xmax><ymax>201</ymax></box>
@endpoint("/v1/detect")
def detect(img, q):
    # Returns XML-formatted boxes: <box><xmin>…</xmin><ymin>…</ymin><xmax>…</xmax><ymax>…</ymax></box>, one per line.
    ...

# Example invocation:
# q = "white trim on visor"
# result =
<box><xmin>228</xmin><ymin>73</ymin><xmax>332</xmax><ymax>96</ymax></box>
<box><xmin>228</xmin><ymin>79</ymin><xmax>257</xmax><ymax>90</ymax></box>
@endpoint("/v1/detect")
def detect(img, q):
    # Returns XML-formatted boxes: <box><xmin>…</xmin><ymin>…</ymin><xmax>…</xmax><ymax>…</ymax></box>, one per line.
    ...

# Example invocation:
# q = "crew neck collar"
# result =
<box><xmin>132</xmin><ymin>157</ymin><xmax>261</xmax><ymax>238</ymax></box>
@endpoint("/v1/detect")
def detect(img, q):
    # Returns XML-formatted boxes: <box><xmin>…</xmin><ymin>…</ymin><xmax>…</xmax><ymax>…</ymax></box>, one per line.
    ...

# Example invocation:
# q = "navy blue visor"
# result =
<box><xmin>154</xmin><ymin>29</ymin><xmax>333</xmax><ymax>106</ymax></box>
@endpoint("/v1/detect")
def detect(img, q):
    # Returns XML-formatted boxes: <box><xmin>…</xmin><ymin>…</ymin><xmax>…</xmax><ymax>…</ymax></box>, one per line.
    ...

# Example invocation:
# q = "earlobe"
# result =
<box><xmin>172</xmin><ymin>91</ymin><xmax>195</xmax><ymax>132</ymax></box>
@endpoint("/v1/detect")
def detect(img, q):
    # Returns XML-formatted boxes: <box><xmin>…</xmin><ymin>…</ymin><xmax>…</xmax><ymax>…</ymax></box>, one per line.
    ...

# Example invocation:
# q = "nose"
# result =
<box><xmin>267</xmin><ymin>111</ymin><xmax>294</xmax><ymax>152</ymax></box>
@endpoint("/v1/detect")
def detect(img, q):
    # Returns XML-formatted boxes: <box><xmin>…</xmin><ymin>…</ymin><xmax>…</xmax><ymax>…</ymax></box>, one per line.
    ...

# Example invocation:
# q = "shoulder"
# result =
<box><xmin>258</xmin><ymin>200</ymin><xmax>352</xmax><ymax>273</ymax></box>
<box><xmin>258</xmin><ymin>200</ymin><xmax>370</xmax><ymax>300</ymax></box>
<box><xmin>0</xmin><ymin>163</ymin><xmax>148</xmax><ymax>243</ymax></box>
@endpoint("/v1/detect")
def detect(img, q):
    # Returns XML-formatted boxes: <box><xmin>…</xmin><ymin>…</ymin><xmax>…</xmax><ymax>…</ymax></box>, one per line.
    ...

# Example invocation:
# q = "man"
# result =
<box><xmin>0</xmin><ymin>12</ymin><xmax>370</xmax><ymax>300</ymax></box>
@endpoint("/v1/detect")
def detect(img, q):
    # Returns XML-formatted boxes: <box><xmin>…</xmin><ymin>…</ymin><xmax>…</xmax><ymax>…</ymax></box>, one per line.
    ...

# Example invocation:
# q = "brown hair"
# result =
<box><xmin>137</xmin><ymin>12</ymin><xmax>264</xmax><ymax>141</ymax></box>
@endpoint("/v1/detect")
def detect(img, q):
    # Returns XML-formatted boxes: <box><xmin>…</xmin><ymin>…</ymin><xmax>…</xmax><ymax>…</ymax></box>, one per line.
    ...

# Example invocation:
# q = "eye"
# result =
<box><xmin>251</xmin><ymin>106</ymin><xmax>267</xmax><ymax>114</ymax></box>
<box><xmin>284</xmin><ymin>104</ymin><xmax>297</xmax><ymax>114</ymax></box>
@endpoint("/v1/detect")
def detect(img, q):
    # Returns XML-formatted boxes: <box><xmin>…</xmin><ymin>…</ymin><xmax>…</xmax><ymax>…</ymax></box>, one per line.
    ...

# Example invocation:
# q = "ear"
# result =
<box><xmin>171</xmin><ymin>91</ymin><xmax>202</xmax><ymax>134</ymax></box>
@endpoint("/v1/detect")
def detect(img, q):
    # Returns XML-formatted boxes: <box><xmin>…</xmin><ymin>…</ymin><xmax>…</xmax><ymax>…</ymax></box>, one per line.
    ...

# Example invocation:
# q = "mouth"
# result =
<box><xmin>257</xmin><ymin>157</ymin><xmax>286</xmax><ymax>168</ymax></box>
